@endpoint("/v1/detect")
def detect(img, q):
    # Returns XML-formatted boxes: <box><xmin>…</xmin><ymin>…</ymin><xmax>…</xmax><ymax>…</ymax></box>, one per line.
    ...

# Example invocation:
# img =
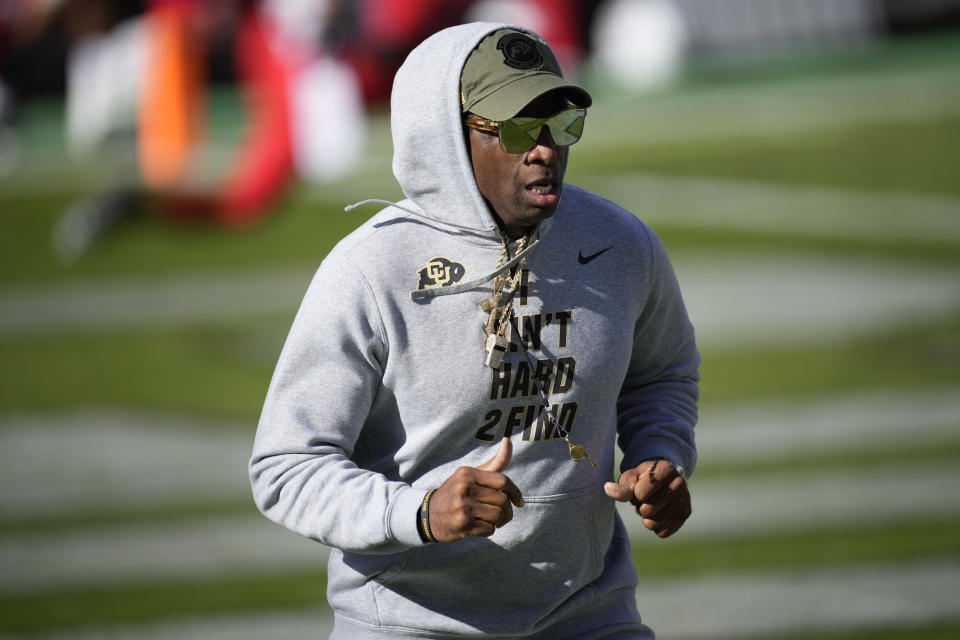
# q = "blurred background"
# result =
<box><xmin>1</xmin><ymin>0</ymin><xmax>959</xmax><ymax>638</ymax></box>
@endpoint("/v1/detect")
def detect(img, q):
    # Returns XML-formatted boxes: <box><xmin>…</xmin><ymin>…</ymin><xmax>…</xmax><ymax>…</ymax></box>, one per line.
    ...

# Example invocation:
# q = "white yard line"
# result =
<box><xmin>3</xmin><ymin>460</ymin><xmax>958</xmax><ymax>593</ymax></box>
<box><xmin>576</xmin><ymin>173</ymin><xmax>960</xmax><ymax>245</ymax></box>
<box><xmin>0</xmin><ymin>515</ymin><xmax>327</xmax><ymax>595</ymax></box>
<box><xmin>697</xmin><ymin>387</ymin><xmax>960</xmax><ymax>460</ymax></box>
<box><xmin>1</xmin><ymin>252</ymin><xmax>958</xmax><ymax>350</ymax></box>
<box><xmin>0</xmin><ymin>267</ymin><xmax>314</xmax><ymax>334</ymax></box>
<box><xmin>674</xmin><ymin>251</ymin><xmax>960</xmax><ymax>346</ymax></box>
<box><xmin>580</xmin><ymin>65</ymin><xmax>960</xmax><ymax>148</ymax></box>
<box><xmin>0</xmin><ymin>413</ymin><xmax>254</xmax><ymax>517</ymax></box>
<box><xmin>3</xmin><ymin>388</ymin><xmax>959</xmax><ymax>521</ymax></box>
<box><xmin>636</xmin><ymin>559</ymin><xmax>960</xmax><ymax>639</ymax></box>
<box><xmin>22</xmin><ymin>561</ymin><xmax>960</xmax><ymax>640</ymax></box>
<box><xmin>619</xmin><ymin>462</ymin><xmax>960</xmax><ymax>540</ymax></box>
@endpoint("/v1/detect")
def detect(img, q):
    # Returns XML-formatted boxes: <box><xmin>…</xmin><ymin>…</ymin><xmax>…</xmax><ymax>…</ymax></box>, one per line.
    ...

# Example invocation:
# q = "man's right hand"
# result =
<box><xmin>428</xmin><ymin>437</ymin><xmax>524</xmax><ymax>542</ymax></box>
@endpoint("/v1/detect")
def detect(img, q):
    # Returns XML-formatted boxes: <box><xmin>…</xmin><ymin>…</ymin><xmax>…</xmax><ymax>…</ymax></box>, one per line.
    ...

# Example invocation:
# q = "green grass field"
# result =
<box><xmin>1</xmin><ymin>33</ymin><xmax>959</xmax><ymax>639</ymax></box>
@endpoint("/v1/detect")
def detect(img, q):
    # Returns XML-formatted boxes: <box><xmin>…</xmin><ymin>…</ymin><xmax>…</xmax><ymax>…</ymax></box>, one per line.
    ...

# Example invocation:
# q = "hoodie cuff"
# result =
<box><xmin>387</xmin><ymin>486</ymin><xmax>431</xmax><ymax>547</ymax></box>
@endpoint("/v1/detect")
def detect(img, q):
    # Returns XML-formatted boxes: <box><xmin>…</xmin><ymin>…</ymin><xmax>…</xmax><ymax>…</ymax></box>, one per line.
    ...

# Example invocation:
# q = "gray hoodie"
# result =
<box><xmin>250</xmin><ymin>22</ymin><xmax>699</xmax><ymax>639</ymax></box>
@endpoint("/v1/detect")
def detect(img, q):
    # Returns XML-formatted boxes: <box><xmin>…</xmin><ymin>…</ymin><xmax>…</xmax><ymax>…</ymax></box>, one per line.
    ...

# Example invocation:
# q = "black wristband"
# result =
<box><xmin>416</xmin><ymin>489</ymin><xmax>437</xmax><ymax>543</ymax></box>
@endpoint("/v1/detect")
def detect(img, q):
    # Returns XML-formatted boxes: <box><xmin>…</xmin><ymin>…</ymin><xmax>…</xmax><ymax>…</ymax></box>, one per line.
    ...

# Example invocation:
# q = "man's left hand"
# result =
<box><xmin>604</xmin><ymin>459</ymin><xmax>691</xmax><ymax>538</ymax></box>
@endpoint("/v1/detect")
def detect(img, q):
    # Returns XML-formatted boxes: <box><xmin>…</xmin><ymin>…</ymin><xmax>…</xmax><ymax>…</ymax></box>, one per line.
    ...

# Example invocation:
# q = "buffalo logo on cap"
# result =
<box><xmin>497</xmin><ymin>33</ymin><xmax>543</xmax><ymax>70</ymax></box>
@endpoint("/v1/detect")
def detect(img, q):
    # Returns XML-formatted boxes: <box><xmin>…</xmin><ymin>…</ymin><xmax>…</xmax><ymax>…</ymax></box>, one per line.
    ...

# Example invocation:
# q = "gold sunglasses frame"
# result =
<box><xmin>463</xmin><ymin>106</ymin><xmax>585</xmax><ymax>153</ymax></box>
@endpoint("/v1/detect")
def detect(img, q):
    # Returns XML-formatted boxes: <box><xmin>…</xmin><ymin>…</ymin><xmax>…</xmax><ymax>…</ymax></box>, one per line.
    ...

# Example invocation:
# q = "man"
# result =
<box><xmin>250</xmin><ymin>22</ymin><xmax>699</xmax><ymax>639</ymax></box>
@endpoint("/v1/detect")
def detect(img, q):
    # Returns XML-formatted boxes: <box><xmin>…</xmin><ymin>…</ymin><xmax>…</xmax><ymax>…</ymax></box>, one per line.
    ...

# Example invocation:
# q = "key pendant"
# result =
<box><xmin>567</xmin><ymin>440</ymin><xmax>598</xmax><ymax>467</ymax></box>
<box><xmin>484</xmin><ymin>333</ymin><xmax>508</xmax><ymax>369</ymax></box>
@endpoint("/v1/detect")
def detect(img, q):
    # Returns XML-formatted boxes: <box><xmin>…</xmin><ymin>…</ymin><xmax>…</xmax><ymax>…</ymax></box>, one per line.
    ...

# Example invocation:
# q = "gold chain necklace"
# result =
<box><xmin>481</xmin><ymin>234</ymin><xmax>528</xmax><ymax>369</ymax></box>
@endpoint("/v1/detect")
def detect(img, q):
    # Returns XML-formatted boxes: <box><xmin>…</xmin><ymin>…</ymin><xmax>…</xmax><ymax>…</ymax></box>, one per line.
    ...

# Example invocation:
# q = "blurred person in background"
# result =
<box><xmin>52</xmin><ymin>0</ymin><xmax>367</xmax><ymax>262</ymax></box>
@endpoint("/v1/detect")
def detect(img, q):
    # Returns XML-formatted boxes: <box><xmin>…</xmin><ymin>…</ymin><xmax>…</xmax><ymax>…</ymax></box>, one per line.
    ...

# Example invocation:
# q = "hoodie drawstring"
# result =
<box><xmin>345</xmin><ymin>199</ymin><xmax>495</xmax><ymax>235</ymax></box>
<box><xmin>344</xmin><ymin>198</ymin><xmax>544</xmax><ymax>302</ymax></box>
<box><xmin>411</xmin><ymin>232</ymin><xmax>541</xmax><ymax>301</ymax></box>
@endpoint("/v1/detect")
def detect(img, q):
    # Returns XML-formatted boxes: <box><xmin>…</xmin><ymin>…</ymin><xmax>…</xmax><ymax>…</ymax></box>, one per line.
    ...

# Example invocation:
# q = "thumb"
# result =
<box><xmin>477</xmin><ymin>437</ymin><xmax>512</xmax><ymax>472</ymax></box>
<box><xmin>604</xmin><ymin>480</ymin><xmax>632</xmax><ymax>502</ymax></box>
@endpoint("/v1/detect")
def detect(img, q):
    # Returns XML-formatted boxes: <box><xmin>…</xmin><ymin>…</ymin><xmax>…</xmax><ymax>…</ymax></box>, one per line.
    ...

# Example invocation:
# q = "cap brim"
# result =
<box><xmin>468</xmin><ymin>73</ymin><xmax>592</xmax><ymax>121</ymax></box>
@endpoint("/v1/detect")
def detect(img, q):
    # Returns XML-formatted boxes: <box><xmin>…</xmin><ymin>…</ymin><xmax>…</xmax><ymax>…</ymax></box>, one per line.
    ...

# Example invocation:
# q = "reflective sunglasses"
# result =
<box><xmin>464</xmin><ymin>107</ymin><xmax>587</xmax><ymax>153</ymax></box>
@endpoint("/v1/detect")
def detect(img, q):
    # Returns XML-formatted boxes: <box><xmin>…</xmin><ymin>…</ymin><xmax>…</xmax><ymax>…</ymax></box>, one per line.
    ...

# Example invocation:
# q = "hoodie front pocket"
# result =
<box><xmin>370</xmin><ymin>486</ymin><xmax>614</xmax><ymax>635</ymax></box>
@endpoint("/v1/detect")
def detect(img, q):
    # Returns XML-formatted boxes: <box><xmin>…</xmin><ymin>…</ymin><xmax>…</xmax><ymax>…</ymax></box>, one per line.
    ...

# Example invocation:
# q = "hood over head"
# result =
<box><xmin>391</xmin><ymin>22</ymin><xmax>587</xmax><ymax>242</ymax></box>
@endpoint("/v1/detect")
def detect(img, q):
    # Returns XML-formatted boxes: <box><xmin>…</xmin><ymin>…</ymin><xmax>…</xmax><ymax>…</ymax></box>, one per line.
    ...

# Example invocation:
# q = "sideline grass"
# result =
<box><xmin>655</xmin><ymin>225</ymin><xmax>960</xmax><ymax>266</ymax></box>
<box><xmin>0</xmin><ymin>188</ymin><xmax>374</xmax><ymax>286</ymax></box>
<box><xmin>0</xmin><ymin>571</ymin><xmax>329</xmax><ymax>635</ymax></box>
<box><xmin>0</xmin><ymin>499</ymin><xmax>257</xmax><ymax>537</ymax></box>
<box><xmin>694</xmin><ymin>438</ymin><xmax>960</xmax><ymax>481</ymax></box>
<box><xmin>700</xmin><ymin>315</ymin><xmax>960</xmax><ymax>404</ymax></box>
<box><xmin>1</xmin><ymin>314</ymin><xmax>956</xmax><ymax>417</ymax></box>
<box><xmin>0</xmin><ymin>320</ymin><xmax>284</xmax><ymax>419</ymax></box>
<box><xmin>574</xmin><ymin>113</ymin><xmax>960</xmax><ymax>197</ymax></box>
<box><xmin>630</xmin><ymin>517</ymin><xmax>960</xmax><ymax>576</ymax></box>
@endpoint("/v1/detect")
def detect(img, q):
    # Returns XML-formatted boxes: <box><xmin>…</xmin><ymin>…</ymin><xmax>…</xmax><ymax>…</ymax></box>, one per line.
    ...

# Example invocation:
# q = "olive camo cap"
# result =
<box><xmin>461</xmin><ymin>28</ymin><xmax>592</xmax><ymax>120</ymax></box>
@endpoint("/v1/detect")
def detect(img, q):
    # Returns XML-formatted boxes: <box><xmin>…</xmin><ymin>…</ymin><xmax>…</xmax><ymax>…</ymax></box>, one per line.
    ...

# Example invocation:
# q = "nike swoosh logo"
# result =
<box><xmin>578</xmin><ymin>246</ymin><xmax>612</xmax><ymax>264</ymax></box>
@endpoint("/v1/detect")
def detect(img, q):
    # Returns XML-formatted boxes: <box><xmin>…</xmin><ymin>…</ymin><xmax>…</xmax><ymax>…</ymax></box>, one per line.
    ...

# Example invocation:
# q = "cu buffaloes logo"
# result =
<box><xmin>417</xmin><ymin>257</ymin><xmax>466</xmax><ymax>290</ymax></box>
<box><xmin>497</xmin><ymin>33</ymin><xmax>543</xmax><ymax>70</ymax></box>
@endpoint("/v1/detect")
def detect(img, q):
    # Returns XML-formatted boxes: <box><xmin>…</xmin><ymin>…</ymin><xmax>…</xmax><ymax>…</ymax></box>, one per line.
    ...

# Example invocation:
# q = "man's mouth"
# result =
<box><xmin>526</xmin><ymin>180</ymin><xmax>556</xmax><ymax>195</ymax></box>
